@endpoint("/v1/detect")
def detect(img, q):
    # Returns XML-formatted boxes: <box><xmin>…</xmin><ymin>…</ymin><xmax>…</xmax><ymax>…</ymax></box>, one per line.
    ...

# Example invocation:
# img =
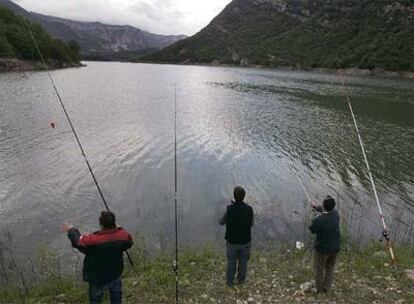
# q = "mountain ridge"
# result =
<box><xmin>0</xmin><ymin>4</ymin><xmax>82</xmax><ymax>71</ymax></box>
<box><xmin>143</xmin><ymin>0</ymin><xmax>414</xmax><ymax>72</ymax></box>
<box><xmin>0</xmin><ymin>0</ymin><xmax>187</xmax><ymax>60</ymax></box>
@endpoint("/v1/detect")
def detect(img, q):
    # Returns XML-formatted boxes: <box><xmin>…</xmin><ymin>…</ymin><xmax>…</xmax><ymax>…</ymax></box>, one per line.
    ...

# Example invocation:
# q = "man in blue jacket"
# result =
<box><xmin>62</xmin><ymin>211</ymin><xmax>133</xmax><ymax>304</ymax></box>
<box><xmin>309</xmin><ymin>196</ymin><xmax>340</xmax><ymax>294</ymax></box>
<box><xmin>220</xmin><ymin>186</ymin><xmax>254</xmax><ymax>286</ymax></box>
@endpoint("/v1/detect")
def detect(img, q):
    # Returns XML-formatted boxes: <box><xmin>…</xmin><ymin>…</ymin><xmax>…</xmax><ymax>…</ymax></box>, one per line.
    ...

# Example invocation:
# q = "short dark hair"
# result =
<box><xmin>323</xmin><ymin>196</ymin><xmax>336</xmax><ymax>211</ymax></box>
<box><xmin>99</xmin><ymin>211</ymin><xmax>116</xmax><ymax>229</ymax></box>
<box><xmin>233</xmin><ymin>186</ymin><xmax>246</xmax><ymax>202</ymax></box>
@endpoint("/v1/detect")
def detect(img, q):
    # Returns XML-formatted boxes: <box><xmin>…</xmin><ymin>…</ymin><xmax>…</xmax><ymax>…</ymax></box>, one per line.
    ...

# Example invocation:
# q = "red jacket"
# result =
<box><xmin>68</xmin><ymin>227</ymin><xmax>133</xmax><ymax>284</ymax></box>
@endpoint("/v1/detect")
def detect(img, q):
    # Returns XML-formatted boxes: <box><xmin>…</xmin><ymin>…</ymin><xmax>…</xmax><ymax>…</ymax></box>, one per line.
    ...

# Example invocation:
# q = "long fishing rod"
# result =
<box><xmin>296</xmin><ymin>174</ymin><xmax>313</xmax><ymax>205</ymax></box>
<box><xmin>23</xmin><ymin>19</ymin><xmax>134</xmax><ymax>266</ymax></box>
<box><xmin>230</xmin><ymin>99</ymin><xmax>238</xmax><ymax>186</ymax></box>
<box><xmin>342</xmin><ymin>81</ymin><xmax>396</xmax><ymax>263</ymax></box>
<box><xmin>173</xmin><ymin>84</ymin><xmax>179</xmax><ymax>304</ymax></box>
<box><xmin>295</xmin><ymin>173</ymin><xmax>324</xmax><ymax>213</ymax></box>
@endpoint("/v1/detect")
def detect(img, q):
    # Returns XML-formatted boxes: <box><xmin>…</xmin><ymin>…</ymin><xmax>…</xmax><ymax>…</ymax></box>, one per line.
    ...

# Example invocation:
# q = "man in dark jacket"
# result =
<box><xmin>62</xmin><ymin>211</ymin><xmax>133</xmax><ymax>304</ymax></box>
<box><xmin>219</xmin><ymin>186</ymin><xmax>254</xmax><ymax>286</ymax></box>
<box><xmin>309</xmin><ymin>196</ymin><xmax>340</xmax><ymax>293</ymax></box>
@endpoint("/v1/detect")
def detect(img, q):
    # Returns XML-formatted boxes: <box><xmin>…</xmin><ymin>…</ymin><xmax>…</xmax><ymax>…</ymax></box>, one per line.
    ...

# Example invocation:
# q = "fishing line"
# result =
<box><xmin>23</xmin><ymin>19</ymin><xmax>134</xmax><ymax>266</ymax></box>
<box><xmin>230</xmin><ymin>99</ymin><xmax>239</xmax><ymax>186</ymax></box>
<box><xmin>342</xmin><ymin>80</ymin><xmax>396</xmax><ymax>263</ymax></box>
<box><xmin>295</xmin><ymin>173</ymin><xmax>313</xmax><ymax>206</ymax></box>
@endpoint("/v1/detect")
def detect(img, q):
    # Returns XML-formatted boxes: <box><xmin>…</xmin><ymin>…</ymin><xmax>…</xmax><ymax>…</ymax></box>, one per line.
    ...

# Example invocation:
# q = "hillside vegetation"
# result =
<box><xmin>0</xmin><ymin>5</ymin><xmax>80</xmax><ymax>65</ymax></box>
<box><xmin>0</xmin><ymin>0</ymin><xmax>186</xmax><ymax>61</ymax></box>
<box><xmin>144</xmin><ymin>0</ymin><xmax>414</xmax><ymax>72</ymax></box>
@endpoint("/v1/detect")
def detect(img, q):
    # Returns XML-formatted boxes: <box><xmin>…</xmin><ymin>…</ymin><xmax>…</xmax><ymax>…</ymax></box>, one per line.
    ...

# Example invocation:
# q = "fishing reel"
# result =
<box><xmin>380</xmin><ymin>229</ymin><xmax>390</xmax><ymax>242</ymax></box>
<box><xmin>172</xmin><ymin>259</ymin><xmax>178</xmax><ymax>273</ymax></box>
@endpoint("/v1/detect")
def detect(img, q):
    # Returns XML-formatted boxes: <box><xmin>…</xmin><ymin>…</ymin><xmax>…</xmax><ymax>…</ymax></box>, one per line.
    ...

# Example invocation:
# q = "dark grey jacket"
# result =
<box><xmin>309</xmin><ymin>209</ymin><xmax>340</xmax><ymax>254</ymax></box>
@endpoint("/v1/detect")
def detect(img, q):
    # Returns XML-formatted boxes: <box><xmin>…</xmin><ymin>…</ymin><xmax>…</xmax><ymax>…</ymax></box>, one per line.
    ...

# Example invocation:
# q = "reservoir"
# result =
<box><xmin>0</xmin><ymin>62</ymin><xmax>413</xmax><ymax>258</ymax></box>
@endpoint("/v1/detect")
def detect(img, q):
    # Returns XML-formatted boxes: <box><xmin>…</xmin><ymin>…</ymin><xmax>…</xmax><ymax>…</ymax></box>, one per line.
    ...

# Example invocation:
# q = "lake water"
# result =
<box><xmin>0</xmin><ymin>62</ymin><xmax>413</xmax><ymax>259</ymax></box>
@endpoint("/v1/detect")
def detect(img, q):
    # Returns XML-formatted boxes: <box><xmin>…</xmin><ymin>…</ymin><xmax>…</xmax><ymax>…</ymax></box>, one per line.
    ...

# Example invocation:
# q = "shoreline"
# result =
<box><xmin>138</xmin><ymin>60</ymin><xmax>414</xmax><ymax>80</ymax></box>
<box><xmin>0</xmin><ymin>58</ymin><xmax>84</xmax><ymax>73</ymax></box>
<box><xmin>3</xmin><ymin>57</ymin><xmax>413</xmax><ymax>80</ymax></box>
<box><xmin>0</xmin><ymin>244</ymin><xmax>413</xmax><ymax>303</ymax></box>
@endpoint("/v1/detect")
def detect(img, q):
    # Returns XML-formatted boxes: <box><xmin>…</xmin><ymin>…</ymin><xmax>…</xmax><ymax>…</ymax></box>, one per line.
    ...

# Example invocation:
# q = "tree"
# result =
<box><xmin>0</xmin><ymin>35</ymin><xmax>14</xmax><ymax>57</ymax></box>
<box><xmin>0</xmin><ymin>6</ymin><xmax>81</xmax><ymax>63</ymax></box>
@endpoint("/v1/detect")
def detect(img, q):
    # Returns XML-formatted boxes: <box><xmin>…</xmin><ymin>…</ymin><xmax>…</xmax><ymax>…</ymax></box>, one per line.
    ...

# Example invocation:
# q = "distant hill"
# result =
<box><xmin>143</xmin><ymin>0</ymin><xmax>414</xmax><ymax>72</ymax></box>
<box><xmin>0</xmin><ymin>0</ymin><xmax>29</xmax><ymax>17</ymax></box>
<box><xmin>0</xmin><ymin>5</ymin><xmax>81</xmax><ymax>68</ymax></box>
<box><xmin>0</xmin><ymin>0</ymin><xmax>187</xmax><ymax>61</ymax></box>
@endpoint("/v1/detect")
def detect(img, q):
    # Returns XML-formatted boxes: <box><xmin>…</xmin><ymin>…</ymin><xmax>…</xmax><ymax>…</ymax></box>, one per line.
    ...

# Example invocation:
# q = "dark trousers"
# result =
<box><xmin>89</xmin><ymin>277</ymin><xmax>122</xmax><ymax>304</ymax></box>
<box><xmin>226</xmin><ymin>243</ymin><xmax>250</xmax><ymax>286</ymax></box>
<box><xmin>314</xmin><ymin>251</ymin><xmax>338</xmax><ymax>293</ymax></box>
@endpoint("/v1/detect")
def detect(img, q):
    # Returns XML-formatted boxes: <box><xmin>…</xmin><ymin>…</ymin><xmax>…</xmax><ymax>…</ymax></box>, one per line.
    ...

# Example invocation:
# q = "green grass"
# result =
<box><xmin>1</xmin><ymin>243</ymin><xmax>413</xmax><ymax>303</ymax></box>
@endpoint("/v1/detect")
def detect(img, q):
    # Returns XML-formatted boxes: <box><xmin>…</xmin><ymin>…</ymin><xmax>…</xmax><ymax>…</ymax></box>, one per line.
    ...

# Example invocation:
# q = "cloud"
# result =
<box><xmin>127</xmin><ymin>0</ymin><xmax>187</xmax><ymax>34</ymax></box>
<box><xmin>12</xmin><ymin>0</ymin><xmax>232</xmax><ymax>35</ymax></box>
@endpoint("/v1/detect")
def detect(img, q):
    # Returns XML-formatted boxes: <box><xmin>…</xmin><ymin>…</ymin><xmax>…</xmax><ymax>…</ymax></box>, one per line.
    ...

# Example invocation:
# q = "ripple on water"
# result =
<box><xmin>0</xmin><ymin>62</ymin><xmax>413</xmax><ymax>258</ymax></box>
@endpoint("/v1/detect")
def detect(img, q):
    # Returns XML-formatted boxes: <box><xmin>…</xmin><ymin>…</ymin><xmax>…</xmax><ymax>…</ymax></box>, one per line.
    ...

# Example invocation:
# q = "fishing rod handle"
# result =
<box><xmin>126</xmin><ymin>250</ymin><xmax>134</xmax><ymax>266</ymax></box>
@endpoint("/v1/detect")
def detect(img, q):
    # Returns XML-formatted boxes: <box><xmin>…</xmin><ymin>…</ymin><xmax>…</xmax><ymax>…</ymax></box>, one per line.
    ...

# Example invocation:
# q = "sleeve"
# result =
<box><xmin>219</xmin><ymin>211</ymin><xmax>227</xmax><ymax>225</ymax></box>
<box><xmin>309</xmin><ymin>218</ymin><xmax>319</xmax><ymax>234</ymax></box>
<box><xmin>67</xmin><ymin>227</ymin><xmax>88</xmax><ymax>254</ymax></box>
<box><xmin>250</xmin><ymin>207</ymin><xmax>254</xmax><ymax>227</ymax></box>
<box><xmin>123</xmin><ymin>233</ymin><xmax>133</xmax><ymax>251</ymax></box>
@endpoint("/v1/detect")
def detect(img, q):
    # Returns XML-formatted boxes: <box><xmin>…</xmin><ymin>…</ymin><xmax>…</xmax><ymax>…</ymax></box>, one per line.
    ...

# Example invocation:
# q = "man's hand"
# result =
<box><xmin>60</xmin><ymin>223</ymin><xmax>74</xmax><ymax>233</ymax></box>
<box><xmin>219</xmin><ymin>212</ymin><xmax>227</xmax><ymax>226</ymax></box>
<box><xmin>311</xmin><ymin>203</ymin><xmax>323</xmax><ymax>213</ymax></box>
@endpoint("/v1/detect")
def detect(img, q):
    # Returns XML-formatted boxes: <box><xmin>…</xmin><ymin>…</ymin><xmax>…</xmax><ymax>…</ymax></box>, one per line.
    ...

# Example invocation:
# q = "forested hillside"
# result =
<box><xmin>0</xmin><ymin>6</ymin><xmax>80</xmax><ymax>64</ymax></box>
<box><xmin>144</xmin><ymin>0</ymin><xmax>414</xmax><ymax>72</ymax></box>
<box><xmin>0</xmin><ymin>0</ymin><xmax>186</xmax><ymax>61</ymax></box>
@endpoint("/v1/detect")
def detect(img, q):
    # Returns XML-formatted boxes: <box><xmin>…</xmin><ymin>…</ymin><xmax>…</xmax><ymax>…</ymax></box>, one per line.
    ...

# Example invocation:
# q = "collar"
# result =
<box><xmin>94</xmin><ymin>227</ymin><xmax>121</xmax><ymax>235</ymax></box>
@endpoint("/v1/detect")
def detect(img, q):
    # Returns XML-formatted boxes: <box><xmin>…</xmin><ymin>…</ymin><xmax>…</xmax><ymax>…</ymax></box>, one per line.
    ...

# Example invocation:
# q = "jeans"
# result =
<box><xmin>89</xmin><ymin>277</ymin><xmax>122</xmax><ymax>304</ymax></box>
<box><xmin>226</xmin><ymin>243</ymin><xmax>250</xmax><ymax>286</ymax></box>
<box><xmin>314</xmin><ymin>251</ymin><xmax>338</xmax><ymax>293</ymax></box>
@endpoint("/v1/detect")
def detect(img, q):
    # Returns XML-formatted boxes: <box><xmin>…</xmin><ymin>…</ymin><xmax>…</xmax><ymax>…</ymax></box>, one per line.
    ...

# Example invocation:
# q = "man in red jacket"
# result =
<box><xmin>62</xmin><ymin>211</ymin><xmax>133</xmax><ymax>304</ymax></box>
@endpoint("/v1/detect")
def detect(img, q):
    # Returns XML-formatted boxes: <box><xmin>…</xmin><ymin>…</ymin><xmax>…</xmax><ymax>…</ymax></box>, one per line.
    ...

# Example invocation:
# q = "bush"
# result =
<box><xmin>0</xmin><ymin>35</ymin><xmax>14</xmax><ymax>57</ymax></box>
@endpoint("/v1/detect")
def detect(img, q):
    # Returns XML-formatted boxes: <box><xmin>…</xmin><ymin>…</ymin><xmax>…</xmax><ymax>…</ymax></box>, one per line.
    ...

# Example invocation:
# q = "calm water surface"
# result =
<box><xmin>0</xmin><ymin>62</ymin><xmax>413</xmax><ymax>259</ymax></box>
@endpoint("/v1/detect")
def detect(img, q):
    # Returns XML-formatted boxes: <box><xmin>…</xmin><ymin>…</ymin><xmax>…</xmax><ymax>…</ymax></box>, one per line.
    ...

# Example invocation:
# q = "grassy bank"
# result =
<box><xmin>0</xmin><ymin>243</ymin><xmax>413</xmax><ymax>304</ymax></box>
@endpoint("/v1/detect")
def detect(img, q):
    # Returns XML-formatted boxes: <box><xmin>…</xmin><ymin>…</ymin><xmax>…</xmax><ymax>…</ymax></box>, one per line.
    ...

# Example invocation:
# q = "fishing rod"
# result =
<box><xmin>296</xmin><ymin>174</ymin><xmax>313</xmax><ymax>205</ymax></box>
<box><xmin>23</xmin><ymin>19</ymin><xmax>134</xmax><ymax>266</ymax></box>
<box><xmin>342</xmin><ymin>80</ymin><xmax>396</xmax><ymax>263</ymax></box>
<box><xmin>230</xmin><ymin>100</ymin><xmax>239</xmax><ymax>186</ymax></box>
<box><xmin>290</xmin><ymin>163</ymin><xmax>314</xmax><ymax>207</ymax></box>
<box><xmin>173</xmin><ymin>84</ymin><xmax>179</xmax><ymax>304</ymax></box>
<box><xmin>295</xmin><ymin>173</ymin><xmax>324</xmax><ymax>213</ymax></box>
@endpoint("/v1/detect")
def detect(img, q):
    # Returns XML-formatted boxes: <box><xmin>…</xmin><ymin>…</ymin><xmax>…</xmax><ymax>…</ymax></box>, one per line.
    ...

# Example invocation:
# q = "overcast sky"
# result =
<box><xmin>13</xmin><ymin>0</ymin><xmax>232</xmax><ymax>35</ymax></box>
